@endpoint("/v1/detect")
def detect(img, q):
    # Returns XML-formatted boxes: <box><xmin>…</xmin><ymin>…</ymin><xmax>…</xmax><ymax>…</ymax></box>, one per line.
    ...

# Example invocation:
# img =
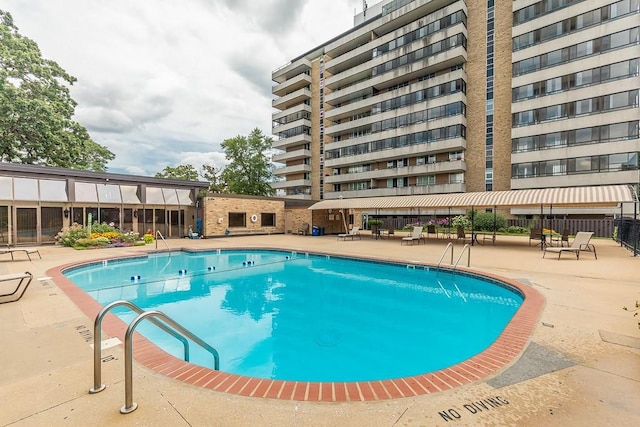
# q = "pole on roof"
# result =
<box><xmin>634</xmin><ymin>201</ymin><xmax>638</xmax><ymax>257</ymax></box>
<box><xmin>471</xmin><ymin>205</ymin><xmax>475</xmax><ymax>246</ymax></box>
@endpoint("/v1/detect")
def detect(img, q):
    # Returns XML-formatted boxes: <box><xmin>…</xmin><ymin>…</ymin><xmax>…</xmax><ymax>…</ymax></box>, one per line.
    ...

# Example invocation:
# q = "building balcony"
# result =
<box><xmin>270</xmin><ymin>178</ymin><xmax>312</xmax><ymax>190</ymax></box>
<box><xmin>272</xmin><ymin>103</ymin><xmax>312</xmax><ymax>122</ymax></box>
<box><xmin>272</xmin><ymin>148</ymin><xmax>312</xmax><ymax>163</ymax></box>
<box><xmin>274</xmin><ymin>163</ymin><xmax>312</xmax><ymax>177</ymax></box>
<box><xmin>272</xmin><ymin>73</ymin><xmax>312</xmax><ymax>97</ymax></box>
<box><xmin>272</xmin><ymin>118</ymin><xmax>312</xmax><ymax>136</ymax></box>
<box><xmin>272</xmin><ymin>57</ymin><xmax>311</xmax><ymax>84</ymax></box>
<box><xmin>325</xmin><ymin>160</ymin><xmax>465</xmax><ymax>184</ymax></box>
<box><xmin>325</xmin><ymin>136</ymin><xmax>467</xmax><ymax>168</ymax></box>
<box><xmin>272</xmin><ymin>133</ymin><xmax>312</xmax><ymax>150</ymax></box>
<box><xmin>272</xmin><ymin>87</ymin><xmax>311</xmax><ymax>111</ymax></box>
<box><xmin>325</xmin><ymin>46</ymin><xmax>467</xmax><ymax>107</ymax></box>
<box><xmin>323</xmin><ymin>182</ymin><xmax>466</xmax><ymax>199</ymax></box>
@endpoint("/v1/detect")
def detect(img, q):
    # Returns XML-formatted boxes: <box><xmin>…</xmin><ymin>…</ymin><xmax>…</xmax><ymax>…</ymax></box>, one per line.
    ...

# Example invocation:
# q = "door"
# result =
<box><xmin>168</xmin><ymin>210</ymin><xmax>182</xmax><ymax>237</ymax></box>
<box><xmin>16</xmin><ymin>207</ymin><xmax>37</xmax><ymax>244</ymax></box>
<box><xmin>41</xmin><ymin>207</ymin><xmax>63</xmax><ymax>243</ymax></box>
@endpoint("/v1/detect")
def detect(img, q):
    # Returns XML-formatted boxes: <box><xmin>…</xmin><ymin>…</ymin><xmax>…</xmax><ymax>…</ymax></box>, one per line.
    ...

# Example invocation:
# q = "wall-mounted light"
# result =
<box><xmin>133</xmin><ymin>209</ymin><xmax>138</xmax><ymax>218</ymax></box>
<box><xmin>63</xmin><ymin>208</ymin><xmax>70</xmax><ymax>219</ymax></box>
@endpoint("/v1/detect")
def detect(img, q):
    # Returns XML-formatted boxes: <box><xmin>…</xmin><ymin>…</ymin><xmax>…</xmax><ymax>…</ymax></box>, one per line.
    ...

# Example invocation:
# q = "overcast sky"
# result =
<box><xmin>3</xmin><ymin>0</ymin><xmax>375</xmax><ymax>177</ymax></box>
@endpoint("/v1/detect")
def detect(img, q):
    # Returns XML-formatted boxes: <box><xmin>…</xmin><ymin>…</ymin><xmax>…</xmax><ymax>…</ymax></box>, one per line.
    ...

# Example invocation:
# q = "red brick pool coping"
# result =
<box><xmin>47</xmin><ymin>252</ymin><xmax>545</xmax><ymax>402</ymax></box>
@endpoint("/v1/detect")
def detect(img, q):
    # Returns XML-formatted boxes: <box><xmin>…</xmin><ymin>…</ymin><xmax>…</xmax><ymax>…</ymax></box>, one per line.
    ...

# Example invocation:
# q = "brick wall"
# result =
<box><xmin>202</xmin><ymin>195</ymin><xmax>285</xmax><ymax>236</ymax></box>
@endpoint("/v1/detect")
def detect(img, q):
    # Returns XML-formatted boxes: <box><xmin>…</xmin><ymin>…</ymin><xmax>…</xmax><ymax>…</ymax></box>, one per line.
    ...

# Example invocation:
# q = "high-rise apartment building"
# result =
<box><xmin>271</xmin><ymin>0</ymin><xmax>639</xmax><ymax>215</ymax></box>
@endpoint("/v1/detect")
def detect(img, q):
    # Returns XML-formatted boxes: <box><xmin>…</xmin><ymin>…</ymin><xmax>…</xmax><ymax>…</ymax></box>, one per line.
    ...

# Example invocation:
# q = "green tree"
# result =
<box><xmin>220</xmin><ymin>128</ymin><xmax>275</xmax><ymax>196</ymax></box>
<box><xmin>155</xmin><ymin>164</ymin><xmax>199</xmax><ymax>181</ymax></box>
<box><xmin>201</xmin><ymin>164</ymin><xmax>227</xmax><ymax>193</ymax></box>
<box><xmin>0</xmin><ymin>10</ymin><xmax>114</xmax><ymax>171</ymax></box>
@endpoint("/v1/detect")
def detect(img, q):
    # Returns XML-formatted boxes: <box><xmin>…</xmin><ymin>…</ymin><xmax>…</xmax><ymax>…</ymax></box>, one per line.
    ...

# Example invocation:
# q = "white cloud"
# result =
<box><xmin>3</xmin><ymin>0</ymin><xmax>368</xmax><ymax>176</ymax></box>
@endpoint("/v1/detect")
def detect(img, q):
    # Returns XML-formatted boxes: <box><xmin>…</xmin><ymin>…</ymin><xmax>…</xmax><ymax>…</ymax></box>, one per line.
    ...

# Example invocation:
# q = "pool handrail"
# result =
<box><xmin>90</xmin><ymin>300</ymin><xmax>190</xmax><ymax>394</ymax></box>
<box><xmin>155</xmin><ymin>230</ymin><xmax>170</xmax><ymax>250</ymax></box>
<box><xmin>452</xmin><ymin>244</ymin><xmax>471</xmax><ymax>272</ymax></box>
<box><xmin>437</xmin><ymin>242</ymin><xmax>454</xmax><ymax>267</ymax></box>
<box><xmin>121</xmin><ymin>310</ymin><xmax>220</xmax><ymax>414</ymax></box>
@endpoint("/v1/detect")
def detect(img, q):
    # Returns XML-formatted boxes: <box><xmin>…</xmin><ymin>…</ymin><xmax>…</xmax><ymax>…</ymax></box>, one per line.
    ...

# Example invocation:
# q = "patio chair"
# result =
<box><xmin>0</xmin><ymin>271</ymin><xmax>34</xmax><ymax>304</ymax></box>
<box><xmin>552</xmin><ymin>229</ymin><xmax>570</xmax><ymax>247</ymax></box>
<box><xmin>0</xmin><ymin>246</ymin><xmax>41</xmax><ymax>261</ymax></box>
<box><xmin>297</xmin><ymin>223</ymin><xmax>309</xmax><ymax>236</ymax></box>
<box><xmin>543</xmin><ymin>231</ymin><xmax>597</xmax><ymax>260</ymax></box>
<box><xmin>529</xmin><ymin>228</ymin><xmax>543</xmax><ymax>246</ymax></box>
<box><xmin>401</xmin><ymin>226</ymin><xmax>423</xmax><ymax>245</ymax></box>
<box><xmin>337</xmin><ymin>226</ymin><xmax>360</xmax><ymax>241</ymax></box>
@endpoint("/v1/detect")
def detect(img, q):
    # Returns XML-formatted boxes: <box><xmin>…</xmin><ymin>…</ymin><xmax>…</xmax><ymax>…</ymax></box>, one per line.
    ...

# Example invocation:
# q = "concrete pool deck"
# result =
<box><xmin>1</xmin><ymin>234</ymin><xmax>639</xmax><ymax>426</ymax></box>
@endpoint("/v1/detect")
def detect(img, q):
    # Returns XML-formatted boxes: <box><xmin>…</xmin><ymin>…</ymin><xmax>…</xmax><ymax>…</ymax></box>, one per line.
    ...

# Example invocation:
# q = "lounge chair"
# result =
<box><xmin>543</xmin><ymin>231</ymin><xmax>597</xmax><ymax>260</ymax></box>
<box><xmin>401</xmin><ymin>226</ymin><xmax>423</xmax><ymax>245</ymax></box>
<box><xmin>337</xmin><ymin>226</ymin><xmax>360</xmax><ymax>241</ymax></box>
<box><xmin>0</xmin><ymin>246</ymin><xmax>41</xmax><ymax>261</ymax></box>
<box><xmin>0</xmin><ymin>271</ymin><xmax>34</xmax><ymax>304</ymax></box>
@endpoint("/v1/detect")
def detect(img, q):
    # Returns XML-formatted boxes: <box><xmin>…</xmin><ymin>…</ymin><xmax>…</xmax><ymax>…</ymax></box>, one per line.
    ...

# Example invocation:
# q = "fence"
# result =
<box><xmin>505</xmin><ymin>218</ymin><xmax>614</xmax><ymax>238</ymax></box>
<box><xmin>614</xmin><ymin>217</ymin><xmax>640</xmax><ymax>256</ymax></box>
<box><xmin>370</xmin><ymin>216</ymin><xmax>615</xmax><ymax>238</ymax></box>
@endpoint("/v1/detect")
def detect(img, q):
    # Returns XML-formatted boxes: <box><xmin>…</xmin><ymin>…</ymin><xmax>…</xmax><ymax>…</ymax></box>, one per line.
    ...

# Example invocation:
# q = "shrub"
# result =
<box><xmin>473</xmin><ymin>212</ymin><xmax>508</xmax><ymax>232</ymax></box>
<box><xmin>451</xmin><ymin>215</ymin><xmax>471</xmax><ymax>229</ymax></box>
<box><xmin>73</xmin><ymin>237</ymin><xmax>110</xmax><ymax>249</ymax></box>
<box><xmin>143</xmin><ymin>234</ymin><xmax>154</xmax><ymax>244</ymax></box>
<box><xmin>90</xmin><ymin>221</ymin><xmax>118</xmax><ymax>233</ymax></box>
<box><xmin>507</xmin><ymin>226</ymin><xmax>528</xmax><ymax>234</ymax></box>
<box><xmin>56</xmin><ymin>223</ymin><xmax>89</xmax><ymax>247</ymax></box>
<box><xmin>121</xmin><ymin>231</ymin><xmax>140</xmax><ymax>244</ymax></box>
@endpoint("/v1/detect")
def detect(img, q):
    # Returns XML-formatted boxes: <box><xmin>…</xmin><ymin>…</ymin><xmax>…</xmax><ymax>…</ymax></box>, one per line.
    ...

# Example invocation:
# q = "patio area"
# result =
<box><xmin>1</xmin><ymin>234</ymin><xmax>639</xmax><ymax>426</ymax></box>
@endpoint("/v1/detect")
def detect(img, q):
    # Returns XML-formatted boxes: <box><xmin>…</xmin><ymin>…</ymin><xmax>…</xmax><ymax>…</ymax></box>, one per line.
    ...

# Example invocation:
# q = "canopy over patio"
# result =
<box><xmin>308</xmin><ymin>185</ymin><xmax>637</xmax><ymax>211</ymax></box>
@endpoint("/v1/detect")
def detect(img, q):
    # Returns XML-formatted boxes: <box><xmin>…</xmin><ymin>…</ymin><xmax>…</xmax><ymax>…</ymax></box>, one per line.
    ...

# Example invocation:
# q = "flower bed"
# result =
<box><xmin>56</xmin><ymin>222</ymin><xmax>148</xmax><ymax>249</ymax></box>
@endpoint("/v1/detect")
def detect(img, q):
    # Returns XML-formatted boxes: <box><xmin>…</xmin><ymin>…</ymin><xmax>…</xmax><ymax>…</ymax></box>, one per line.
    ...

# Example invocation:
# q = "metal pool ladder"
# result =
<box><xmin>437</xmin><ymin>242</ymin><xmax>471</xmax><ymax>271</ymax></box>
<box><xmin>89</xmin><ymin>300</ymin><xmax>220</xmax><ymax>414</ymax></box>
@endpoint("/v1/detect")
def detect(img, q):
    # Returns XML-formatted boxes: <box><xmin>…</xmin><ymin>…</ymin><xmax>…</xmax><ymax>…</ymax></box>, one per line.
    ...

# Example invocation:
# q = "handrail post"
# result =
<box><xmin>437</xmin><ymin>242</ymin><xmax>454</xmax><ymax>267</ymax></box>
<box><xmin>121</xmin><ymin>310</ymin><xmax>220</xmax><ymax>414</ymax></box>
<box><xmin>89</xmin><ymin>300</ymin><xmax>191</xmax><ymax>394</ymax></box>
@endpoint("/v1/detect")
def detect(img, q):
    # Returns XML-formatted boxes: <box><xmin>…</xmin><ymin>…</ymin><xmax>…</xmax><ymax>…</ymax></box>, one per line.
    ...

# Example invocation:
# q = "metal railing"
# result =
<box><xmin>436</xmin><ymin>242</ymin><xmax>470</xmax><ymax>271</ymax></box>
<box><xmin>89</xmin><ymin>300</ymin><xmax>219</xmax><ymax>414</ymax></box>
<box><xmin>155</xmin><ymin>230</ymin><xmax>170</xmax><ymax>250</ymax></box>
<box><xmin>121</xmin><ymin>310</ymin><xmax>220</xmax><ymax>414</ymax></box>
<box><xmin>452</xmin><ymin>244</ymin><xmax>471</xmax><ymax>272</ymax></box>
<box><xmin>437</xmin><ymin>242</ymin><xmax>454</xmax><ymax>267</ymax></box>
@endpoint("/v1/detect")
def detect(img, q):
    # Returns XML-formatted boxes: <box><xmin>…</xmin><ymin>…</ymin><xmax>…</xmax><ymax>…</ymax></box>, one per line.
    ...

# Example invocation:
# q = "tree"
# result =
<box><xmin>154</xmin><ymin>164</ymin><xmax>199</xmax><ymax>181</ymax></box>
<box><xmin>201</xmin><ymin>164</ymin><xmax>227</xmax><ymax>193</ymax></box>
<box><xmin>0</xmin><ymin>10</ymin><xmax>115</xmax><ymax>171</ymax></box>
<box><xmin>220</xmin><ymin>128</ymin><xmax>275</xmax><ymax>196</ymax></box>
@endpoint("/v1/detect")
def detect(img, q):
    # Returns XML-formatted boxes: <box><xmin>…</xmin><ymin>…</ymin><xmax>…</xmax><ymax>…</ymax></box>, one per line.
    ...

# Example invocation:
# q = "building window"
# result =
<box><xmin>228</xmin><ymin>212</ymin><xmax>246</xmax><ymax>227</ymax></box>
<box><xmin>449</xmin><ymin>173</ymin><xmax>464</xmax><ymax>184</ymax></box>
<box><xmin>261</xmin><ymin>213</ymin><xmax>276</xmax><ymax>226</ymax></box>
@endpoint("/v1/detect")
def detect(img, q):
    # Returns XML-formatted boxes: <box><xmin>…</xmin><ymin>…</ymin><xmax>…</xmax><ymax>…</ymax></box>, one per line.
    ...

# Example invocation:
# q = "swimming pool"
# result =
<box><xmin>64</xmin><ymin>249</ymin><xmax>524</xmax><ymax>383</ymax></box>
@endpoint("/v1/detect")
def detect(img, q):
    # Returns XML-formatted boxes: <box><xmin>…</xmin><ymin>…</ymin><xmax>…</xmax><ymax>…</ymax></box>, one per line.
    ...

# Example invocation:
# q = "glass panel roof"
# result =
<box><xmin>146</xmin><ymin>187</ymin><xmax>164</xmax><ymax>204</ymax></box>
<box><xmin>0</xmin><ymin>177</ymin><xmax>13</xmax><ymax>200</ymax></box>
<box><xmin>39</xmin><ymin>180</ymin><xmax>68</xmax><ymax>202</ymax></box>
<box><xmin>162</xmin><ymin>188</ymin><xmax>179</xmax><ymax>205</ymax></box>
<box><xmin>98</xmin><ymin>184</ymin><xmax>122</xmax><ymax>203</ymax></box>
<box><xmin>14</xmin><ymin>178</ymin><xmax>39</xmax><ymax>200</ymax></box>
<box><xmin>75</xmin><ymin>182</ymin><xmax>98</xmax><ymax>202</ymax></box>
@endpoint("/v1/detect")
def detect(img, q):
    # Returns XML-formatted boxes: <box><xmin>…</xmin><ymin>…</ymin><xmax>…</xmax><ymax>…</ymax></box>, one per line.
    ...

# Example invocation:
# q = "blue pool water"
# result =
<box><xmin>64</xmin><ymin>250</ymin><xmax>523</xmax><ymax>382</ymax></box>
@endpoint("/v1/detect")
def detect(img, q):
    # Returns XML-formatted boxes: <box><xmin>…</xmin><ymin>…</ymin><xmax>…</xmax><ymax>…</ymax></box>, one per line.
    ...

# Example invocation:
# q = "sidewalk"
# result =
<box><xmin>1</xmin><ymin>235</ymin><xmax>638</xmax><ymax>426</ymax></box>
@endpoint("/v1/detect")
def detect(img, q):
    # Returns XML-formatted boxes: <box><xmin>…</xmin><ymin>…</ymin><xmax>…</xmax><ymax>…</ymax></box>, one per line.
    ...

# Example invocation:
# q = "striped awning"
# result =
<box><xmin>308</xmin><ymin>185</ymin><xmax>637</xmax><ymax>210</ymax></box>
